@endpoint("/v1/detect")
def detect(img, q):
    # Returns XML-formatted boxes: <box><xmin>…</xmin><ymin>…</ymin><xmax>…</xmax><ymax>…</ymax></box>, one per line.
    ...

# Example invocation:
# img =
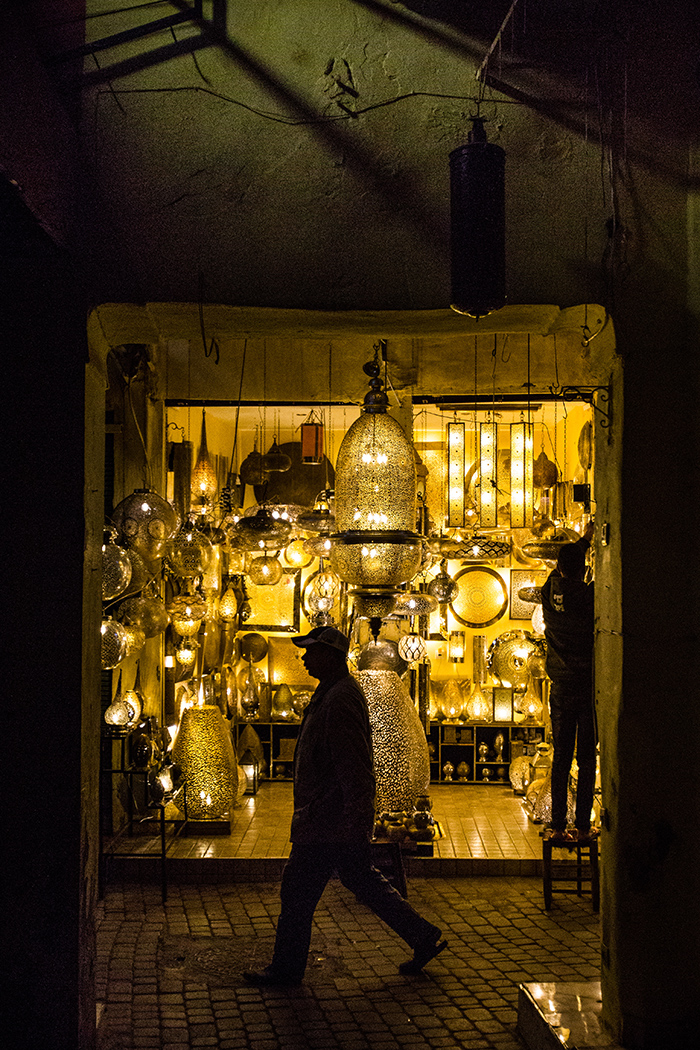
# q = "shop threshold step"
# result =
<box><xmin>518</xmin><ymin>981</ymin><xmax>623</xmax><ymax>1050</ymax></box>
<box><xmin>105</xmin><ymin>854</ymin><xmax>541</xmax><ymax>883</ymax></box>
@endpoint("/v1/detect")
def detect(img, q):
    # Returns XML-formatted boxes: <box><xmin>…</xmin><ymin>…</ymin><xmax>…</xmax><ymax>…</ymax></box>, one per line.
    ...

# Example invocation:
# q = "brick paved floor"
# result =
<box><xmin>96</xmin><ymin>877</ymin><xmax>600</xmax><ymax>1049</ymax></box>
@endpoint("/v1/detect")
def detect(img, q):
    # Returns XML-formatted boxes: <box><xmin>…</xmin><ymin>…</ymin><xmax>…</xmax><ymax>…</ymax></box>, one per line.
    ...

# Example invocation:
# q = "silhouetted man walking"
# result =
<box><xmin>243</xmin><ymin>626</ymin><xmax>446</xmax><ymax>986</ymax></box>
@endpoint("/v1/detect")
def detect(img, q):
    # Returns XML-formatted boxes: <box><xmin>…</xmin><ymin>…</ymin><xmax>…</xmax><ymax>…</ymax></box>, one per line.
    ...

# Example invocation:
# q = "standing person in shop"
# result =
<box><xmin>540</xmin><ymin>519</ymin><xmax>597</xmax><ymax>844</ymax></box>
<box><xmin>243</xmin><ymin>625</ymin><xmax>447</xmax><ymax>987</ymax></box>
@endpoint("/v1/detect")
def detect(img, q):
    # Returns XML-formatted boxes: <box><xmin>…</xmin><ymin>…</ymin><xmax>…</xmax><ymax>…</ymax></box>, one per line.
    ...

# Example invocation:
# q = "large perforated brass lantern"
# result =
<box><xmin>111</xmin><ymin>488</ymin><xmax>178</xmax><ymax>568</ymax></box>
<box><xmin>356</xmin><ymin>670</ymin><xmax>430</xmax><ymax>814</ymax></box>
<box><xmin>331</xmin><ymin>355</ymin><xmax>421</xmax><ymax>636</ymax></box>
<box><xmin>172</xmin><ymin>703</ymin><xmax>238</xmax><ymax>820</ymax></box>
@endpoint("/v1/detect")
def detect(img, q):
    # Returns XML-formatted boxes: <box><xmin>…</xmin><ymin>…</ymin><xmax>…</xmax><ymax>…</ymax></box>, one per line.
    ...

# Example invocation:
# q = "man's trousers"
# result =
<box><xmin>270</xmin><ymin>841</ymin><xmax>441</xmax><ymax>980</ymax></box>
<box><xmin>549</xmin><ymin>681</ymin><xmax>597</xmax><ymax>833</ymax></box>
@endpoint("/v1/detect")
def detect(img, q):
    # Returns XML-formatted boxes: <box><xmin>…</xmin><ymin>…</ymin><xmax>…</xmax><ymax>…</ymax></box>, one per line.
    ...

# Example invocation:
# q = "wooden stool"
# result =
<box><xmin>542</xmin><ymin>832</ymin><xmax>599</xmax><ymax>911</ymax></box>
<box><xmin>370</xmin><ymin>839</ymin><xmax>408</xmax><ymax>898</ymax></box>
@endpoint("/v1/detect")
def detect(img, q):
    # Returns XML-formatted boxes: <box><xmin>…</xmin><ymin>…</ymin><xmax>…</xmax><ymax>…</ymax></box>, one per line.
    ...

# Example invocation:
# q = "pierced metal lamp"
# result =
<box><xmin>446</xmin><ymin>421</ymin><xmax>465</xmax><ymax>528</ymax></box>
<box><xmin>478</xmin><ymin>421</ymin><xmax>498</xmax><ymax>528</ymax></box>
<box><xmin>510</xmin><ymin>421</ymin><xmax>534</xmax><ymax>528</ymax></box>
<box><xmin>331</xmin><ymin>352</ymin><xmax>421</xmax><ymax>639</ymax></box>
<box><xmin>172</xmin><ymin>701</ymin><xmax>238</xmax><ymax>820</ymax></box>
<box><xmin>190</xmin><ymin>409</ymin><xmax>218</xmax><ymax>508</ymax></box>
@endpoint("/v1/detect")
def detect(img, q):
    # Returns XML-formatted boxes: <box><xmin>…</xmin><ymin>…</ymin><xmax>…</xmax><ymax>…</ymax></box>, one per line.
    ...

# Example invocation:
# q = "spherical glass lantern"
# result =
<box><xmin>398</xmin><ymin>632</ymin><xmax>427</xmax><ymax>664</ymax></box>
<box><xmin>284</xmin><ymin>538</ymin><xmax>314</xmax><ymax>568</ymax></box>
<box><xmin>307</xmin><ymin>591</ymin><xmax>334</xmax><ymax>615</ymax></box>
<box><xmin>111</xmin><ymin>488</ymin><xmax>178</xmax><ymax>566</ymax></box>
<box><xmin>104</xmin><ymin>696</ymin><xmax>131</xmax><ymax>730</ymax></box>
<box><xmin>247</xmin><ymin>553</ymin><xmax>283</xmax><ymax>585</ymax></box>
<box><xmin>102</xmin><ymin>529</ymin><xmax>132</xmax><ymax>601</ymax></box>
<box><xmin>303</xmin><ymin>534</ymin><xmax>334</xmax><ymax>558</ymax></box>
<box><xmin>118</xmin><ymin>593</ymin><xmax>170</xmax><ymax>638</ymax></box>
<box><xmin>292</xmin><ymin>690</ymin><xmax>313</xmax><ymax>717</ymax></box>
<box><xmin>166</xmin><ymin>519</ymin><xmax>213</xmax><ymax>578</ymax></box>
<box><xmin>427</xmin><ymin>561</ymin><xmax>459</xmax><ymax>603</ymax></box>
<box><xmin>101</xmin><ymin>617</ymin><xmax>129</xmax><ymax>669</ymax></box>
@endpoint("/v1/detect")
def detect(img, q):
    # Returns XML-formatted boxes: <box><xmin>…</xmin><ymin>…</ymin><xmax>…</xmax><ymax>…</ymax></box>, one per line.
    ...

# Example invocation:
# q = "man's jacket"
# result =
<box><xmin>541</xmin><ymin>541</ymin><xmax>594</xmax><ymax>686</ymax></box>
<box><xmin>291</xmin><ymin>670</ymin><xmax>376</xmax><ymax>845</ymax></box>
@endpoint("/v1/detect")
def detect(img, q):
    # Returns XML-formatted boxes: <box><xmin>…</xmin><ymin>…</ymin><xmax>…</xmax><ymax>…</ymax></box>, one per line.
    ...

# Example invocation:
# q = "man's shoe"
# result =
<box><xmin>242</xmin><ymin>966</ymin><xmax>302</xmax><ymax>987</ymax></box>
<box><xmin>398</xmin><ymin>936</ymin><xmax>448</xmax><ymax>975</ymax></box>
<box><xmin>546</xmin><ymin>828</ymin><xmax>577</xmax><ymax>845</ymax></box>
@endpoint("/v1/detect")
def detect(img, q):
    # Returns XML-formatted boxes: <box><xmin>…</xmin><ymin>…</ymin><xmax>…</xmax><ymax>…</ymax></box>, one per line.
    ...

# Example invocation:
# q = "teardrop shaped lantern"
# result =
<box><xmin>190</xmin><ymin>409</ymin><xmax>219</xmax><ymax>506</ymax></box>
<box><xmin>331</xmin><ymin>351</ymin><xmax>422</xmax><ymax>638</ymax></box>
<box><xmin>449</xmin><ymin>117</ymin><xmax>506</xmax><ymax>319</ymax></box>
<box><xmin>261</xmin><ymin>438</ymin><xmax>292</xmax><ymax>473</ymax></box>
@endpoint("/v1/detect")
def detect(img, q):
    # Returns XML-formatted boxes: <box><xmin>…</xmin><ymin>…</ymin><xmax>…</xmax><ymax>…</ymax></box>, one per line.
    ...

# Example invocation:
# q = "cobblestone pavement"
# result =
<box><xmin>96</xmin><ymin>877</ymin><xmax>600</xmax><ymax>1050</ymax></box>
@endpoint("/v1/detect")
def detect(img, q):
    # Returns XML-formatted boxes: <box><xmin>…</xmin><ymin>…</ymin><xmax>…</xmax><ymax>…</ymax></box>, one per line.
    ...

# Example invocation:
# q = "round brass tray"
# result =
<box><xmin>449</xmin><ymin>566</ymin><xmax>509</xmax><ymax>628</ymax></box>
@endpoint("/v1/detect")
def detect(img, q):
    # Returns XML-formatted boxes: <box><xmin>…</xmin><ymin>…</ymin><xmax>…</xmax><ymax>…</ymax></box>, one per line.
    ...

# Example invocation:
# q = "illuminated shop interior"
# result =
<box><xmin>100</xmin><ymin>309</ymin><xmax>603</xmax><ymax>855</ymax></box>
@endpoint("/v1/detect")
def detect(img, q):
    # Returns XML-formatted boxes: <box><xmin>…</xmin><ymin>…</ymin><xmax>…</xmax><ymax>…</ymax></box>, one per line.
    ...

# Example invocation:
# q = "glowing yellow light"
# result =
<box><xmin>446</xmin><ymin>421</ymin><xmax>465</xmax><ymax>528</ymax></box>
<box><xmin>510</xmin><ymin>421</ymin><xmax>534</xmax><ymax>528</ymax></box>
<box><xmin>479</xmin><ymin>422</ymin><xmax>498</xmax><ymax>528</ymax></box>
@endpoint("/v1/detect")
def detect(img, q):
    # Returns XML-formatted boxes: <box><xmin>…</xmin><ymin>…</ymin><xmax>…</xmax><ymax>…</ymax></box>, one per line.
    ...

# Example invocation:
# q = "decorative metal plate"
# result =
<box><xmin>449</xmin><ymin>566</ymin><xmax>509</xmax><ymax>628</ymax></box>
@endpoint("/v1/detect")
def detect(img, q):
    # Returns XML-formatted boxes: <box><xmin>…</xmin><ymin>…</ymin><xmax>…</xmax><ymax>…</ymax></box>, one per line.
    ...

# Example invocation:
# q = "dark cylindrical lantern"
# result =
<box><xmin>449</xmin><ymin>118</ymin><xmax>506</xmax><ymax>319</ymax></box>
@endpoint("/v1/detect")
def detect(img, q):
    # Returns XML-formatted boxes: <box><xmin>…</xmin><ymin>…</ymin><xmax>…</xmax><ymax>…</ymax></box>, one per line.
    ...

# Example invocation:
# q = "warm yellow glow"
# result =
<box><xmin>493</xmin><ymin>690</ymin><xmax>513</xmax><ymax>721</ymax></box>
<box><xmin>172</xmin><ymin>704</ymin><xmax>238</xmax><ymax>819</ymax></box>
<box><xmin>446</xmin><ymin>421</ymin><xmax>465</xmax><ymax>527</ymax></box>
<box><xmin>335</xmin><ymin>412</ymin><xmax>416</xmax><ymax>533</ymax></box>
<box><xmin>510</xmin><ymin>422</ymin><xmax>534</xmax><ymax>528</ymax></box>
<box><xmin>218</xmin><ymin>585</ymin><xmax>239</xmax><ymax>621</ymax></box>
<box><xmin>175</xmin><ymin>638</ymin><xmax>198</xmax><ymax>667</ymax></box>
<box><xmin>466</xmin><ymin>682</ymin><xmax>493</xmax><ymax>722</ymax></box>
<box><xmin>448</xmin><ymin>630</ymin><xmax>465</xmax><ymax>663</ymax></box>
<box><xmin>190</xmin><ymin>410</ymin><xmax>218</xmax><ymax>503</ymax></box>
<box><xmin>479</xmin><ymin>422</ymin><xmax>498</xmax><ymax>527</ymax></box>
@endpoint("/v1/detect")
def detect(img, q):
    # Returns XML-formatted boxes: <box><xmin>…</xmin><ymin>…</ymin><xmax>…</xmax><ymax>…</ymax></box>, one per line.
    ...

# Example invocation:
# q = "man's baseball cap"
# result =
<box><xmin>293</xmin><ymin>626</ymin><xmax>350</xmax><ymax>656</ymax></box>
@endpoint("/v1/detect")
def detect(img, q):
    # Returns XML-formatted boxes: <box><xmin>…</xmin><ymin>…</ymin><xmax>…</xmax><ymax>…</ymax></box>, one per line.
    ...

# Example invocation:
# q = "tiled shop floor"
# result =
<box><xmin>153</xmin><ymin>783</ymin><xmax>544</xmax><ymax>862</ymax></box>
